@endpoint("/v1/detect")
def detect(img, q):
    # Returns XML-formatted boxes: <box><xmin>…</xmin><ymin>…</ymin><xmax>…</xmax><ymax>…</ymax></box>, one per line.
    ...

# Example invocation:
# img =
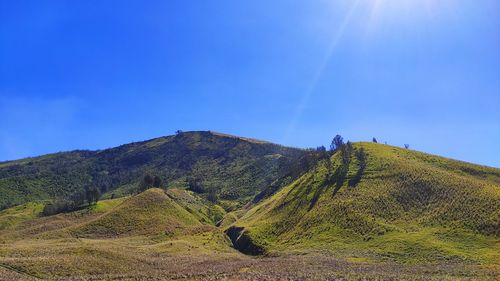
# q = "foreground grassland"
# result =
<box><xmin>1</xmin><ymin>247</ymin><xmax>499</xmax><ymax>280</ymax></box>
<box><xmin>0</xmin><ymin>142</ymin><xmax>499</xmax><ymax>280</ymax></box>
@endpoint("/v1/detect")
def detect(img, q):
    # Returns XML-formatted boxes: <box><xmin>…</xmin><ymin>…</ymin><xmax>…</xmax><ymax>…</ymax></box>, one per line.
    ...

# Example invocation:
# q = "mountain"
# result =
<box><xmin>227</xmin><ymin>142</ymin><xmax>500</xmax><ymax>263</ymax></box>
<box><xmin>0</xmin><ymin>134</ymin><xmax>499</xmax><ymax>280</ymax></box>
<box><xmin>0</xmin><ymin>131</ymin><xmax>307</xmax><ymax>210</ymax></box>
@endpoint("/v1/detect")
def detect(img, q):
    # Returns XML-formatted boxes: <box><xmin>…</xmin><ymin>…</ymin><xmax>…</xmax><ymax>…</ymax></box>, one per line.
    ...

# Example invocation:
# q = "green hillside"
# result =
<box><xmin>0</xmin><ymin>131</ymin><xmax>307</xmax><ymax>210</ymax></box>
<box><xmin>70</xmin><ymin>188</ymin><xmax>201</xmax><ymax>237</ymax></box>
<box><xmin>0</xmin><ymin>188</ymin><xmax>236</xmax><ymax>279</ymax></box>
<box><xmin>0</xmin><ymin>202</ymin><xmax>44</xmax><ymax>231</ymax></box>
<box><xmin>228</xmin><ymin>142</ymin><xmax>500</xmax><ymax>263</ymax></box>
<box><xmin>0</xmin><ymin>188</ymin><xmax>227</xmax><ymax>242</ymax></box>
<box><xmin>1</xmin><ymin>136</ymin><xmax>499</xmax><ymax>279</ymax></box>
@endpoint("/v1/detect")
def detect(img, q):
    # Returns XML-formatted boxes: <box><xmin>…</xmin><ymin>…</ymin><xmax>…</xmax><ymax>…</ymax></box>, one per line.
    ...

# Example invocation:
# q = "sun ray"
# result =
<box><xmin>283</xmin><ymin>0</ymin><xmax>361</xmax><ymax>141</ymax></box>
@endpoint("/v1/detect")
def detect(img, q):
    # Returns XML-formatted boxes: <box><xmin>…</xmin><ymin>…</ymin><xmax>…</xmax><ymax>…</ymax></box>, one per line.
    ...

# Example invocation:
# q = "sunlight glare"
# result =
<box><xmin>368</xmin><ymin>0</ymin><xmax>447</xmax><ymax>24</ymax></box>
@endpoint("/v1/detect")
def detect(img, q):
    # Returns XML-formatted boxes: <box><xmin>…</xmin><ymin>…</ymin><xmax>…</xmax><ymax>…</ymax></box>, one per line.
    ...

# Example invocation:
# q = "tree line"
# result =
<box><xmin>42</xmin><ymin>186</ymin><xmax>101</xmax><ymax>216</ymax></box>
<box><xmin>42</xmin><ymin>173</ymin><xmax>166</xmax><ymax>217</ymax></box>
<box><xmin>186</xmin><ymin>177</ymin><xmax>218</xmax><ymax>203</ymax></box>
<box><xmin>315</xmin><ymin>135</ymin><xmax>368</xmax><ymax>190</ymax></box>
<box><xmin>317</xmin><ymin>134</ymin><xmax>410</xmax><ymax>189</ymax></box>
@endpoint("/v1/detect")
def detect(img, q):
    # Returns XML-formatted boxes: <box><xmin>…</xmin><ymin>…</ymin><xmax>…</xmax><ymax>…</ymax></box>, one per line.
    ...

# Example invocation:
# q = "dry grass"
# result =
<box><xmin>1</xmin><ymin>246</ymin><xmax>499</xmax><ymax>280</ymax></box>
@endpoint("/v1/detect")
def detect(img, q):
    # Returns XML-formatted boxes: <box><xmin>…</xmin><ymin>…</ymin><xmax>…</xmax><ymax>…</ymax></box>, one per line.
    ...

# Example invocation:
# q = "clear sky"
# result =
<box><xmin>1</xmin><ymin>0</ymin><xmax>499</xmax><ymax>167</ymax></box>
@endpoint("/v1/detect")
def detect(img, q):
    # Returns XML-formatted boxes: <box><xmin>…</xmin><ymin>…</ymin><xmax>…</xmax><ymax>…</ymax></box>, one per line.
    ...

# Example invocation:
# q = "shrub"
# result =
<box><xmin>187</xmin><ymin>177</ymin><xmax>205</xmax><ymax>193</ymax></box>
<box><xmin>42</xmin><ymin>199</ymin><xmax>76</xmax><ymax>216</ymax></box>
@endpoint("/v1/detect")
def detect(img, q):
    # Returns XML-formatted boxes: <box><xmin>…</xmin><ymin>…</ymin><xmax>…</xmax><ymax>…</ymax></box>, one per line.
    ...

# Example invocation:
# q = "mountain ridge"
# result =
<box><xmin>0</xmin><ymin>131</ymin><xmax>310</xmax><ymax>210</ymax></box>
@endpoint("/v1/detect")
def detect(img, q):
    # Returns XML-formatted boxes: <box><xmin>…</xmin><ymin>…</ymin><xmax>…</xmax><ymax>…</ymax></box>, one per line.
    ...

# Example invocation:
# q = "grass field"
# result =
<box><xmin>0</xmin><ymin>246</ymin><xmax>498</xmax><ymax>280</ymax></box>
<box><xmin>0</xmin><ymin>142</ymin><xmax>499</xmax><ymax>280</ymax></box>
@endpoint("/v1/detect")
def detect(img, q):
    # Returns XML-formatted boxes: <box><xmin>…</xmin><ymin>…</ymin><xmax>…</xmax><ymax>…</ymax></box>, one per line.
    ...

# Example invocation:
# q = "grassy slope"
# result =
<box><xmin>166</xmin><ymin>188</ymin><xmax>227</xmax><ymax>224</ymax></box>
<box><xmin>70</xmin><ymin>188</ymin><xmax>201</xmax><ymax>237</ymax></box>
<box><xmin>0</xmin><ymin>188</ymin><xmax>225</xmax><ymax>241</ymax></box>
<box><xmin>0</xmin><ymin>131</ymin><xmax>306</xmax><ymax>209</ymax></box>
<box><xmin>0</xmin><ymin>202</ymin><xmax>44</xmax><ymax>231</ymax></box>
<box><xmin>232</xmin><ymin>142</ymin><xmax>500</xmax><ymax>264</ymax></box>
<box><xmin>0</xmin><ymin>189</ymin><xmax>236</xmax><ymax>279</ymax></box>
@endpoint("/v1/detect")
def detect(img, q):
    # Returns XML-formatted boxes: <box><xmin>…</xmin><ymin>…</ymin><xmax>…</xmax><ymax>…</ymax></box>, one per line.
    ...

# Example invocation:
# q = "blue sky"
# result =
<box><xmin>1</xmin><ymin>0</ymin><xmax>499</xmax><ymax>167</ymax></box>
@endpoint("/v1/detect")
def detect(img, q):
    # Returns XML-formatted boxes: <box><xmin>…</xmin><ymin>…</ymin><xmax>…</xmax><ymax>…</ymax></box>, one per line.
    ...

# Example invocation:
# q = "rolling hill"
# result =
<box><xmin>70</xmin><ymin>188</ymin><xmax>201</xmax><ymax>238</ymax></box>
<box><xmin>0</xmin><ymin>188</ymin><xmax>236</xmax><ymax>279</ymax></box>
<box><xmin>227</xmin><ymin>142</ymin><xmax>500</xmax><ymax>263</ymax></box>
<box><xmin>0</xmin><ymin>134</ymin><xmax>499</xmax><ymax>280</ymax></box>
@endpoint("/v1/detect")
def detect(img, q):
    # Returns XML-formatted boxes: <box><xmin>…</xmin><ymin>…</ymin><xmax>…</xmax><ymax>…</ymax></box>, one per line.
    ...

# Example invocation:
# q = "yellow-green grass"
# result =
<box><xmin>0</xmin><ymin>189</ymin><xmax>238</xmax><ymax>279</ymax></box>
<box><xmin>230</xmin><ymin>143</ymin><xmax>500</xmax><ymax>264</ymax></box>
<box><xmin>0</xmin><ymin>235</ymin><xmax>237</xmax><ymax>279</ymax></box>
<box><xmin>0</xmin><ymin>202</ymin><xmax>44</xmax><ymax>231</ymax></box>
<box><xmin>218</xmin><ymin>211</ymin><xmax>241</xmax><ymax>228</ymax></box>
<box><xmin>0</xmin><ymin>171</ymin><xmax>498</xmax><ymax>279</ymax></box>
<box><xmin>166</xmin><ymin>188</ymin><xmax>226</xmax><ymax>224</ymax></box>
<box><xmin>86</xmin><ymin>196</ymin><xmax>128</xmax><ymax>213</ymax></box>
<box><xmin>70</xmin><ymin>188</ymin><xmax>201</xmax><ymax>238</ymax></box>
<box><xmin>0</xmin><ymin>189</ymin><xmax>221</xmax><ymax>241</ymax></box>
<box><xmin>0</xmin><ymin>192</ymin><xmax>238</xmax><ymax>279</ymax></box>
<box><xmin>1</xmin><ymin>237</ymin><xmax>497</xmax><ymax>280</ymax></box>
<box><xmin>0</xmin><ymin>197</ymin><xmax>131</xmax><ymax>242</ymax></box>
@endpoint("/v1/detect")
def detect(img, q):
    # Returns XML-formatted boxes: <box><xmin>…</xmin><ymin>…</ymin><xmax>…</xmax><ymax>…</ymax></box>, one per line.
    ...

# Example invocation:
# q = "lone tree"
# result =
<box><xmin>140</xmin><ymin>174</ymin><xmax>154</xmax><ymax>192</ymax></box>
<box><xmin>316</xmin><ymin>145</ymin><xmax>329</xmax><ymax>161</ymax></box>
<box><xmin>70</xmin><ymin>190</ymin><xmax>86</xmax><ymax>207</ymax></box>
<box><xmin>207</xmin><ymin>187</ymin><xmax>218</xmax><ymax>203</ymax></box>
<box><xmin>187</xmin><ymin>177</ymin><xmax>205</xmax><ymax>193</ymax></box>
<box><xmin>85</xmin><ymin>187</ymin><xmax>100</xmax><ymax>205</ymax></box>
<box><xmin>372</xmin><ymin>137</ymin><xmax>378</xmax><ymax>143</ymax></box>
<box><xmin>330</xmin><ymin>135</ymin><xmax>344</xmax><ymax>151</ymax></box>
<box><xmin>404</xmin><ymin>144</ymin><xmax>410</xmax><ymax>149</ymax></box>
<box><xmin>153</xmin><ymin>176</ymin><xmax>163</xmax><ymax>188</ymax></box>
<box><xmin>91</xmin><ymin>188</ymin><xmax>101</xmax><ymax>204</ymax></box>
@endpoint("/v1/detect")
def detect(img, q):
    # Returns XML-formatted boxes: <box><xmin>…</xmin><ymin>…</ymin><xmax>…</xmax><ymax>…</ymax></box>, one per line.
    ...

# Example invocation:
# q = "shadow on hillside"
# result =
<box><xmin>225</xmin><ymin>226</ymin><xmax>265</xmax><ymax>256</ymax></box>
<box><xmin>348</xmin><ymin>161</ymin><xmax>366</xmax><ymax>188</ymax></box>
<box><xmin>308</xmin><ymin>162</ymin><xmax>351</xmax><ymax>211</ymax></box>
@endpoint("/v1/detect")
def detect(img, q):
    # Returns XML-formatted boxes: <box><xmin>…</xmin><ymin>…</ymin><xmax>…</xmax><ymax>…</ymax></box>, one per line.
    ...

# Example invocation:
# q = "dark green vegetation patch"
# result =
<box><xmin>0</xmin><ymin>131</ymin><xmax>307</xmax><ymax>210</ymax></box>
